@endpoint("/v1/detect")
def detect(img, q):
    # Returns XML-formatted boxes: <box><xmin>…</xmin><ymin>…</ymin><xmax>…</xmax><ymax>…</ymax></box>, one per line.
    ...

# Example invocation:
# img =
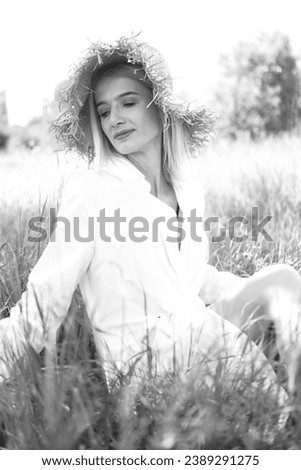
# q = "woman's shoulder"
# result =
<box><xmin>60</xmin><ymin>164</ymin><xmax>124</xmax><ymax>208</ymax></box>
<box><xmin>177</xmin><ymin>160</ymin><xmax>205</xmax><ymax>194</ymax></box>
<box><xmin>174</xmin><ymin>159</ymin><xmax>206</xmax><ymax>213</ymax></box>
<box><xmin>63</xmin><ymin>163</ymin><xmax>125</xmax><ymax>192</ymax></box>
<box><xmin>58</xmin><ymin>168</ymin><xmax>102</xmax><ymax>210</ymax></box>
<box><xmin>64</xmin><ymin>167</ymin><xmax>100</xmax><ymax>190</ymax></box>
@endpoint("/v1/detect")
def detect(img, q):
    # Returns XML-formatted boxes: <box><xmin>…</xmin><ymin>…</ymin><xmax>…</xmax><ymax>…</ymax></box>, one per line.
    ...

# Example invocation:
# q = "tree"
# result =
<box><xmin>0</xmin><ymin>91</ymin><xmax>9</xmax><ymax>150</ymax></box>
<box><xmin>214</xmin><ymin>32</ymin><xmax>300</xmax><ymax>139</ymax></box>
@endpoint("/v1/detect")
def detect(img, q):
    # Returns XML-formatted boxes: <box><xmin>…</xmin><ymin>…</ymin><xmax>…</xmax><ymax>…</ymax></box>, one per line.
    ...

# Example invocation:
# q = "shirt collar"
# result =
<box><xmin>97</xmin><ymin>156</ymin><xmax>204</xmax><ymax>214</ymax></box>
<box><xmin>99</xmin><ymin>156</ymin><xmax>151</xmax><ymax>190</ymax></box>
<box><xmin>99</xmin><ymin>155</ymin><xmax>190</xmax><ymax>188</ymax></box>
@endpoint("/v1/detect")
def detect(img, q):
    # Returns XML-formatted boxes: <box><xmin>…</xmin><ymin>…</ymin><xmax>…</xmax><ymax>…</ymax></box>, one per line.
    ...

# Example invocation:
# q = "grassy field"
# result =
<box><xmin>0</xmin><ymin>136</ymin><xmax>301</xmax><ymax>449</ymax></box>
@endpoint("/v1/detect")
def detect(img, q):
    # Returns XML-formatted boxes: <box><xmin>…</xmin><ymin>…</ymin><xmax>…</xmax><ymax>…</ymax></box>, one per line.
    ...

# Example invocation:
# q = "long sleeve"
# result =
<box><xmin>0</xmin><ymin>176</ymin><xmax>95</xmax><ymax>380</ymax></box>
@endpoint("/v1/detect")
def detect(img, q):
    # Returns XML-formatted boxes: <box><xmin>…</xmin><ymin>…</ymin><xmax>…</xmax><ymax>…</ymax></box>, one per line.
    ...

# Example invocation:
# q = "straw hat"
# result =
<box><xmin>52</xmin><ymin>34</ymin><xmax>215</xmax><ymax>161</ymax></box>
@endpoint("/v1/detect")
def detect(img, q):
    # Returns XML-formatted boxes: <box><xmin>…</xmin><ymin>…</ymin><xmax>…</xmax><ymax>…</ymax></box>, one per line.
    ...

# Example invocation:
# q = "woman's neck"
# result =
<box><xmin>126</xmin><ymin>142</ymin><xmax>169</xmax><ymax>197</ymax></box>
<box><xmin>126</xmin><ymin>144</ymin><xmax>178</xmax><ymax>214</ymax></box>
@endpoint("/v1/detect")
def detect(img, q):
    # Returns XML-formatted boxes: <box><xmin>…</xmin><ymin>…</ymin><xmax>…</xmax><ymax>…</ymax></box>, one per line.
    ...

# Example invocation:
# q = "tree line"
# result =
<box><xmin>1</xmin><ymin>32</ymin><xmax>301</xmax><ymax>151</ymax></box>
<box><xmin>213</xmin><ymin>32</ymin><xmax>301</xmax><ymax>139</ymax></box>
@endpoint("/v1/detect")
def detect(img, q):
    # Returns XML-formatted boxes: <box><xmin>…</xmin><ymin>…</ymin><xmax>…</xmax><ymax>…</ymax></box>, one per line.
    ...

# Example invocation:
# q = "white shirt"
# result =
<box><xmin>0</xmin><ymin>157</ymin><xmax>282</xmax><ymax>388</ymax></box>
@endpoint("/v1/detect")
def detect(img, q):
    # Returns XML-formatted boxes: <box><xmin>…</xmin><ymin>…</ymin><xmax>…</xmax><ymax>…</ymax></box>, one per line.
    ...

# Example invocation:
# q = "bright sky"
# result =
<box><xmin>1</xmin><ymin>0</ymin><xmax>300</xmax><ymax>125</ymax></box>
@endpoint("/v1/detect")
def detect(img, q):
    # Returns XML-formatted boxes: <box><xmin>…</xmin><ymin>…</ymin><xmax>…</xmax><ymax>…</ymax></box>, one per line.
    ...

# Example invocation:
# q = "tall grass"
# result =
<box><xmin>201</xmin><ymin>135</ymin><xmax>301</xmax><ymax>275</ymax></box>
<box><xmin>0</xmin><ymin>137</ymin><xmax>301</xmax><ymax>449</ymax></box>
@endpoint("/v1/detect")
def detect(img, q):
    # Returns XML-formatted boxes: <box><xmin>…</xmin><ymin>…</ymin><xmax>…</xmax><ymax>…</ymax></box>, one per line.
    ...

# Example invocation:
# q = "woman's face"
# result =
<box><xmin>94</xmin><ymin>75</ymin><xmax>162</xmax><ymax>155</ymax></box>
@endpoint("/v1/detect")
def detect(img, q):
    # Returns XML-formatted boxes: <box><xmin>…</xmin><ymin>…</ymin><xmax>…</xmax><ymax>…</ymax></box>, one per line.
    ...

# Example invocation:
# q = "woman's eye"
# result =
<box><xmin>123</xmin><ymin>102</ymin><xmax>135</xmax><ymax>108</ymax></box>
<box><xmin>99</xmin><ymin>110</ymin><xmax>109</xmax><ymax>119</ymax></box>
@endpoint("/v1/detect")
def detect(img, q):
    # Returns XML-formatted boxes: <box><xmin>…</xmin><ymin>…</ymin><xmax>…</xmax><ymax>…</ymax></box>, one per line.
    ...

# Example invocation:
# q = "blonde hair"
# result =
<box><xmin>89</xmin><ymin>63</ymin><xmax>193</xmax><ymax>183</ymax></box>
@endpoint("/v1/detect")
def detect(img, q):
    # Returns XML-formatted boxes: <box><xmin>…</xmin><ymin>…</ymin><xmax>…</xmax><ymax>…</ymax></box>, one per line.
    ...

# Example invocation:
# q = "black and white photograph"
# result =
<box><xmin>0</xmin><ymin>0</ymin><xmax>301</xmax><ymax>460</ymax></box>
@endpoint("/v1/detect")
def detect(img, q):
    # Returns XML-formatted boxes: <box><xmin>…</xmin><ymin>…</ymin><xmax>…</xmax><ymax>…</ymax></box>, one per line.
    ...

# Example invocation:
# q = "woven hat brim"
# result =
<box><xmin>51</xmin><ymin>34</ymin><xmax>216</xmax><ymax>159</ymax></box>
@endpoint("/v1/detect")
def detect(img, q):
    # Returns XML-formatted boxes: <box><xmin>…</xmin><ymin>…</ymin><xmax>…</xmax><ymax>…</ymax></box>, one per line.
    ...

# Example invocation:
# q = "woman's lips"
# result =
<box><xmin>114</xmin><ymin>130</ymin><xmax>134</xmax><ymax>140</ymax></box>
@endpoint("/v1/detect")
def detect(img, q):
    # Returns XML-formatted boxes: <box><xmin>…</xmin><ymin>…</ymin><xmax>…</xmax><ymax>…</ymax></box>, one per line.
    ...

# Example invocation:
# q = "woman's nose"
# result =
<box><xmin>110</xmin><ymin>107</ymin><xmax>125</xmax><ymax>127</ymax></box>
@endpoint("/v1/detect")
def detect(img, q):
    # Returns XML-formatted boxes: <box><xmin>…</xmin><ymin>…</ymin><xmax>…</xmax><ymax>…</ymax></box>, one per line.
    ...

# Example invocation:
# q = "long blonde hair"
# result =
<box><xmin>89</xmin><ymin>63</ymin><xmax>193</xmax><ymax>183</ymax></box>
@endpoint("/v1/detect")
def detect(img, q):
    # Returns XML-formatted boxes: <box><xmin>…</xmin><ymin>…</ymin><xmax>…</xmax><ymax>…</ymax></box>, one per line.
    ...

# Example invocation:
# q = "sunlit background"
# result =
<box><xmin>1</xmin><ymin>0</ymin><xmax>300</xmax><ymax>125</ymax></box>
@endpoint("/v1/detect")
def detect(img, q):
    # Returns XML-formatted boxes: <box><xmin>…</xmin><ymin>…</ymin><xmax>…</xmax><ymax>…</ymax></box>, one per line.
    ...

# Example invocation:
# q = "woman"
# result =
<box><xmin>0</xmin><ymin>35</ymin><xmax>299</xmax><ymax>398</ymax></box>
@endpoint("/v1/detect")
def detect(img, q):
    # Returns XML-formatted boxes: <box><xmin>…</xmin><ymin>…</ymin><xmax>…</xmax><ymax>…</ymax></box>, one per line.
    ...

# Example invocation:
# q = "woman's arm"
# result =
<box><xmin>199</xmin><ymin>264</ymin><xmax>245</xmax><ymax>306</ymax></box>
<box><xmin>0</xmin><ymin>174</ymin><xmax>95</xmax><ymax>380</ymax></box>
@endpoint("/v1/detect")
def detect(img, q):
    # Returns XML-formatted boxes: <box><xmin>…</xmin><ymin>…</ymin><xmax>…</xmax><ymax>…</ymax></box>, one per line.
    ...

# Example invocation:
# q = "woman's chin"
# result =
<box><xmin>114</xmin><ymin>143</ymin><xmax>138</xmax><ymax>155</ymax></box>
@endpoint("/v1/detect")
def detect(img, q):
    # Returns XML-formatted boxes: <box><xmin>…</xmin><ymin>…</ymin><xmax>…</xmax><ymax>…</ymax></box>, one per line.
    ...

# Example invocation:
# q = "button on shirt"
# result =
<box><xmin>0</xmin><ymin>157</ymin><xmax>281</xmax><ymax>387</ymax></box>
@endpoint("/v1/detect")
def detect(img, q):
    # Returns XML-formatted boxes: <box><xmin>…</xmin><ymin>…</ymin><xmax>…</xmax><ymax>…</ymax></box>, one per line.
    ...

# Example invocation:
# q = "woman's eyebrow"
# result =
<box><xmin>96</xmin><ymin>91</ymin><xmax>139</xmax><ymax>109</ymax></box>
